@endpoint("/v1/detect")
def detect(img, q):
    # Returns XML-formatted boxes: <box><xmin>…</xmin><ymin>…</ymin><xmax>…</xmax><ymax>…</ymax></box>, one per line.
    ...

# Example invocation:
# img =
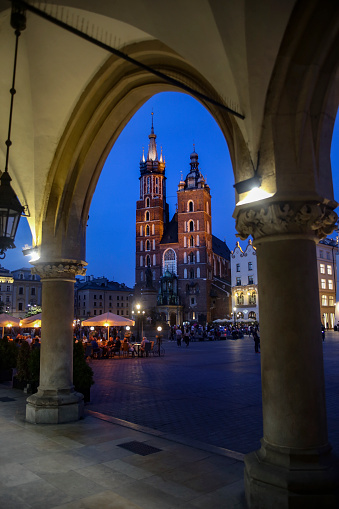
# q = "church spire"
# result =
<box><xmin>147</xmin><ymin>111</ymin><xmax>158</xmax><ymax>161</ymax></box>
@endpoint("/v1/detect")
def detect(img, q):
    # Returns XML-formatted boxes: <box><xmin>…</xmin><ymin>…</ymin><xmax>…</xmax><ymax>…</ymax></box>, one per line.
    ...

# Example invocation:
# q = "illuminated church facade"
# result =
<box><xmin>135</xmin><ymin>119</ymin><xmax>231</xmax><ymax>325</ymax></box>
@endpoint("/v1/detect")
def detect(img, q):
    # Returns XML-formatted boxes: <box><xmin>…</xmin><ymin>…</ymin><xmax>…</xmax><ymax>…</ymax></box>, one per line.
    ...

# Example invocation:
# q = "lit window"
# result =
<box><xmin>329</xmin><ymin>296</ymin><xmax>334</xmax><ymax>306</ymax></box>
<box><xmin>236</xmin><ymin>263</ymin><xmax>240</xmax><ymax>272</ymax></box>
<box><xmin>328</xmin><ymin>280</ymin><xmax>333</xmax><ymax>290</ymax></box>
<box><xmin>321</xmin><ymin>279</ymin><xmax>326</xmax><ymax>289</ymax></box>
<box><xmin>320</xmin><ymin>264</ymin><xmax>325</xmax><ymax>274</ymax></box>
<box><xmin>327</xmin><ymin>265</ymin><xmax>332</xmax><ymax>275</ymax></box>
<box><xmin>248</xmin><ymin>275</ymin><xmax>254</xmax><ymax>284</ymax></box>
<box><xmin>163</xmin><ymin>248</ymin><xmax>177</xmax><ymax>274</ymax></box>
<box><xmin>322</xmin><ymin>295</ymin><xmax>328</xmax><ymax>306</ymax></box>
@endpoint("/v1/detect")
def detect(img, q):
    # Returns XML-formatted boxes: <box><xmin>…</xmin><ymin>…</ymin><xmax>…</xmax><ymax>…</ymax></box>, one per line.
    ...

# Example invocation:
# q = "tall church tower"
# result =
<box><xmin>176</xmin><ymin>148</ymin><xmax>213</xmax><ymax>322</ymax></box>
<box><xmin>135</xmin><ymin>114</ymin><xmax>169</xmax><ymax>294</ymax></box>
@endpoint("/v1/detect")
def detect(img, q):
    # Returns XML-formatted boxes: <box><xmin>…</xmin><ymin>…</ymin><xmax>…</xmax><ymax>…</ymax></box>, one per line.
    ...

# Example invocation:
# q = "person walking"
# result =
<box><xmin>176</xmin><ymin>327</ymin><xmax>182</xmax><ymax>347</ymax></box>
<box><xmin>253</xmin><ymin>329</ymin><xmax>260</xmax><ymax>353</ymax></box>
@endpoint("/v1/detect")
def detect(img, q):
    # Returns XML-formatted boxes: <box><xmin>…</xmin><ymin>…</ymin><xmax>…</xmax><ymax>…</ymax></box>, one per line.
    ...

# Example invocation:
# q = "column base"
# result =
<box><xmin>26</xmin><ymin>388</ymin><xmax>84</xmax><ymax>424</ymax></box>
<box><xmin>244</xmin><ymin>440</ymin><xmax>339</xmax><ymax>508</ymax></box>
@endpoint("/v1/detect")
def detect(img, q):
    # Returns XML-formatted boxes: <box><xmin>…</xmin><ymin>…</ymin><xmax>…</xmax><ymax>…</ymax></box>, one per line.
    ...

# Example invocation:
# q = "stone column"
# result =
<box><xmin>235</xmin><ymin>200</ymin><xmax>339</xmax><ymax>508</ymax></box>
<box><xmin>26</xmin><ymin>261</ymin><xmax>86</xmax><ymax>424</ymax></box>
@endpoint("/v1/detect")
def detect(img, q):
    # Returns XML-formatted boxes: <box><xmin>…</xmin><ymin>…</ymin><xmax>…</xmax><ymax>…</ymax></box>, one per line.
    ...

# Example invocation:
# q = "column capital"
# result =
<box><xmin>234</xmin><ymin>200</ymin><xmax>338</xmax><ymax>243</ymax></box>
<box><xmin>31</xmin><ymin>260</ymin><xmax>87</xmax><ymax>281</ymax></box>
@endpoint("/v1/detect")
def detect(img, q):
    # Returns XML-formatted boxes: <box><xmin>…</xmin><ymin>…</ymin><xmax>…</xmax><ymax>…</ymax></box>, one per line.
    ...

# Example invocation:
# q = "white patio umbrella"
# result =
<box><xmin>82</xmin><ymin>312</ymin><xmax>135</xmax><ymax>339</ymax></box>
<box><xmin>0</xmin><ymin>313</ymin><xmax>20</xmax><ymax>337</ymax></box>
<box><xmin>20</xmin><ymin>313</ymin><xmax>42</xmax><ymax>328</ymax></box>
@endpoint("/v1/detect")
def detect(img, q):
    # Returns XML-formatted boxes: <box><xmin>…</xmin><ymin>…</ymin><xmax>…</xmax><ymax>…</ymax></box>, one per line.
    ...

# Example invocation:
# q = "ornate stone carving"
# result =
<box><xmin>31</xmin><ymin>261</ymin><xmax>87</xmax><ymax>280</ymax></box>
<box><xmin>235</xmin><ymin>201</ymin><xmax>338</xmax><ymax>241</ymax></box>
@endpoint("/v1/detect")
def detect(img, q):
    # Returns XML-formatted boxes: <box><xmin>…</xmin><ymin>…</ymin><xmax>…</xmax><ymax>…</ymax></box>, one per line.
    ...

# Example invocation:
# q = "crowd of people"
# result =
<box><xmin>12</xmin><ymin>334</ymin><xmax>41</xmax><ymax>350</ymax></box>
<box><xmin>81</xmin><ymin>330</ymin><xmax>152</xmax><ymax>358</ymax></box>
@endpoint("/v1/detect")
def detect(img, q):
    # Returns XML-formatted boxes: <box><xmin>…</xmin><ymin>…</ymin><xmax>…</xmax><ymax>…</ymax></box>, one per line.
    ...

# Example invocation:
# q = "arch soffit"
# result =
<box><xmin>260</xmin><ymin>0</ymin><xmax>339</xmax><ymax>201</ymax></box>
<box><xmin>41</xmin><ymin>40</ymin><xmax>247</xmax><ymax>249</ymax></box>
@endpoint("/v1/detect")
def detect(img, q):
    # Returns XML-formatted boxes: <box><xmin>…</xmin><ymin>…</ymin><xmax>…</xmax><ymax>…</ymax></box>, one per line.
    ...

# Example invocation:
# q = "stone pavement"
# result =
<box><xmin>88</xmin><ymin>332</ymin><xmax>339</xmax><ymax>455</ymax></box>
<box><xmin>0</xmin><ymin>331</ymin><xmax>337</xmax><ymax>508</ymax></box>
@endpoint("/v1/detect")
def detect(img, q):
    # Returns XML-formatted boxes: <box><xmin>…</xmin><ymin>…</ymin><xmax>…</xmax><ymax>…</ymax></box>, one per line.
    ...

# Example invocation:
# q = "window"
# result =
<box><xmin>197</xmin><ymin>220</ymin><xmax>199</xmax><ymax>231</ymax></box>
<box><xmin>328</xmin><ymin>280</ymin><xmax>333</xmax><ymax>290</ymax></box>
<box><xmin>196</xmin><ymin>251</ymin><xmax>200</xmax><ymax>263</ymax></box>
<box><xmin>184</xmin><ymin>268</ymin><xmax>187</xmax><ymax>279</ymax></box>
<box><xmin>94</xmin><ymin>301</ymin><xmax>97</xmax><ymax>306</ymax></box>
<box><xmin>117</xmin><ymin>303</ymin><xmax>119</xmax><ymax>308</ymax></box>
<box><xmin>236</xmin><ymin>263</ymin><xmax>240</xmax><ymax>272</ymax></box>
<box><xmin>184</xmin><ymin>236</ymin><xmax>187</xmax><ymax>247</ymax></box>
<box><xmin>140</xmin><ymin>225</ymin><xmax>143</xmax><ymax>236</ymax></box>
<box><xmin>145</xmin><ymin>211</ymin><xmax>150</xmax><ymax>221</ymax></box>
<box><xmin>145</xmin><ymin>197</ymin><xmax>150</xmax><ymax>207</ymax></box>
<box><xmin>188</xmin><ymin>220</ymin><xmax>194</xmax><ymax>232</ymax></box>
<box><xmin>153</xmin><ymin>239</ymin><xmax>156</xmax><ymax>250</ymax></box>
<box><xmin>152</xmin><ymin>224</ymin><xmax>155</xmax><ymax>235</ymax></box>
<box><xmin>189</xmin><ymin>269</ymin><xmax>194</xmax><ymax>279</ymax></box>
<box><xmin>18</xmin><ymin>302</ymin><xmax>23</xmax><ymax>311</ymax></box>
<box><xmin>140</xmin><ymin>255</ymin><xmax>143</xmax><ymax>266</ymax></box>
<box><xmin>236</xmin><ymin>293</ymin><xmax>244</xmax><ymax>305</ymax></box>
<box><xmin>322</xmin><ymin>295</ymin><xmax>328</xmax><ymax>306</ymax></box>
<box><xmin>236</xmin><ymin>277</ymin><xmax>241</xmax><ymax>286</ymax></box>
<box><xmin>146</xmin><ymin>225</ymin><xmax>150</xmax><ymax>236</ymax></box>
<box><xmin>248</xmin><ymin>262</ymin><xmax>253</xmax><ymax>271</ymax></box>
<box><xmin>145</xmin><ymin>254</ymin><xmax>151</xmax><ymax>267</ymax></box>
<box><xmin>320</xmin><ymin>263</ymin><xmax>325</xmax><ymax>274</ymax></box>
<box><xmin>189</xmin><ymin>252</ymin><xmax>195</xmax><ymax>264</ymax></box>
<box><xmin>327</xmin><ymin>265</ymin><xmax>332</xmax><ymax>275</ymax></box>
<box><xmin>94</xmin><ymin>310</ymin><xmax>97</xmax><ymax>315</ymax></box>
<box><xmin>321</xmin><ymin>279</ymin><xmax>326</xmax><ymax>289</ymax></box>
<box><xmin>327</xmin><ymin>252</ymin><xmax>330</xmax><ymax>260</ymax></box>
<box><xmin>99</xmin><ymin>295</ymin><xmax>102</xmax><ymax>299</ymax></box>
<box><xmin>147</xmin><ymin>177</ymin><xmax>150</xmax><ymax>193</ymax></box>
<box><xmin>163</xmin><ymin>248</ymin><xmax>177</xmax><ymax>274</ymax></box>
<box><xmin>140</xmin><ymin>271</ymin><xmax>144</xmax><ymax>281</ymax></box>
<box><xmin>153</xmin><ymin>254</ymin><xmax>156</xmax><ymax>266</ymax></box>
<box><xmin>94</xmin><ymin>294</ymin><xmax>97</xmax><ymax>299</ymax></box>
<box><xmin>191</xmin><ymin>297</ymin><xmax>195</xmax><ymax>305</ymax></box>
<box><xmin>249</xmin><ymin>292</ymin><xmax>256</xmax><ymax>305</ymax></box>
<box><xmin>319</xmin><ymin>250</ymin><xmax>323</xmax><ymax>258</ymax></box>
<box><xmin>31</xmin><ymin>287</ymin><xmax>36</xmax><ymax>296</ymax></box>
<box><xmin>248</xmin><ymin>275</ymin><xmax>254</xmax><ymax>284</ymax></box>
<box><xmin>146</xmin><ymin>240</ymin><xmax>150</xmax><ymax>251</ymax></box>
<box><xmin>196</xmin><ymin>235</ymin><xmax>200</xmax><ymax>246</ymax></box>
<box><xmin>7</xmin><ymin>285</ymin><xmax>10</xmax><ymax>291</ymax></box>
<box><xmin>117</xmin><ymin>310</ymin><xmax>119</xmax><ymax>315</ymax></box>
<box><xmin>197</xmin><ymin>267</ymin><xmax>200</xmax><ymax>278</ymax></box>
<box><xmin>19</xmin><ymin>287</ymin><xmax>23</xmax><ymax>295</ymax></box>
<box><xmin>329</xmin><ymin>296</ymin><xmax>334</xmax><ymax>306</ymax></box>
<box><xmin>188</xmin><ymin>200</ymin><xmax>194</xmax><ymax>212</ymax></box>
<box><xmin>189</xmin><ymin>235</ymin><xmax>194</xmax><ymax>247</ymax></box>
<box><xmin>140</xmin><ymin>240</ymin><xmax>143</xmax><ymax>251</ymax></box>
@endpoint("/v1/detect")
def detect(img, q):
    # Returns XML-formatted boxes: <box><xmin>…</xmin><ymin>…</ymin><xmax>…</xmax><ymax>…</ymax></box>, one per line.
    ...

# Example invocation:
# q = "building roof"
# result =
<box><xmin>212</xmin><ymin>235</ymin><xmax>231</xmax><ymax>260</ymax></box>
<box><xmin>75</xmin><ymin>280</ymin><xmax>133</xmax><ymax>292</ymax></box>
<box><xmin>160</xmin><ymin>213</ymin><xmax>178</xmax><ymax>244</ymax></box>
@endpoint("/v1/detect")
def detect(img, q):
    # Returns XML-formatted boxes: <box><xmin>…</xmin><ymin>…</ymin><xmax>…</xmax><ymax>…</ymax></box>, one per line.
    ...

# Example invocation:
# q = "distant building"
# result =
<box><xmin>231</xmin><ymin>240</ymin><xmax>259</xmax><ymax>323</ymax></box>
<box><xmin>0</xmin><ymin>266</ymin><xmax>41</xmax><ymax>318</ymax></box>
<box><xmin>134</xmin><ymin>118</ymin><xmax>231</xmax><ymax>325</ymax></box>
<box><xmin>317</xmin><ymin>238</ymin><xmax>338</xmax><ymax>329</ymax></box>
<box><xmin>74</xmin><ymin>276</ymin><xmax>133</xmax><ymax>319</ymax></box>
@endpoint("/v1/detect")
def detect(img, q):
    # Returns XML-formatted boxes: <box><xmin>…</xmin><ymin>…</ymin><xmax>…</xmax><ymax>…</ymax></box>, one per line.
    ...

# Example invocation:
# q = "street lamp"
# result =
<box><xmin>156</xmin><ymin>326</ymin><xmax>162</xmax><ymax>356</ymax></box>
<box><xmin>134</xmin><ymin>303</ymin><xmax>145</xmax><ymax>341</ymax></box>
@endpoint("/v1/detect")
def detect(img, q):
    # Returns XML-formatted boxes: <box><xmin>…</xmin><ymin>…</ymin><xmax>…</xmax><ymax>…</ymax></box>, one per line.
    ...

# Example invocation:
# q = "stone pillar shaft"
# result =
<box><xmin>257</xmin><ymin>237</ymin><xmax>328</xmax><ymax>451</ymax></box>
<box><xmin>39</xmin><ymin>279</ymin><xmax>74</xmax><ymax>393</ymax></box>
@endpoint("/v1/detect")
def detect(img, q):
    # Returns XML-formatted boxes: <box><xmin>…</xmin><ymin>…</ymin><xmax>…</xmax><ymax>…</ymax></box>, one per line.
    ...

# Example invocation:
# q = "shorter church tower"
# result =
<box><xmin>176</xmin><ymin>148</ymin><xmax>213</xmax><ymax>322</ymax></box>
<box><xmin>135</xmin><ymin>114</ymin><xmax>169</xmax><ymax>294</ymax></box>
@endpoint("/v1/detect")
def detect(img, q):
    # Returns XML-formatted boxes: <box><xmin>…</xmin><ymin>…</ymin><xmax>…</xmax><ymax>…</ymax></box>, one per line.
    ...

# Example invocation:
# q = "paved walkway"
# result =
<box><xmin>0</xmin><ymin>332</ymin><xmax>337</xmax><ymax>508</ymax></box>
<box><xmin>89</xmin><ymin>332</ymin><xmax>339</xmax><ymax>455</ymax></box>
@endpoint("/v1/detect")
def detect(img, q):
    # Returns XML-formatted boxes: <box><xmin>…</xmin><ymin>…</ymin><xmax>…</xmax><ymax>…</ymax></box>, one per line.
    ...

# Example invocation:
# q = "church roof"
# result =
<box><xmin>212</xmin><ymin>235</ymin><xmax>231</xmax><ymax>260</ymax></box>
<box><xmin>160</xmin><ymin>213</ymin><xmax>178</xmax><ymax>244</ymax></box>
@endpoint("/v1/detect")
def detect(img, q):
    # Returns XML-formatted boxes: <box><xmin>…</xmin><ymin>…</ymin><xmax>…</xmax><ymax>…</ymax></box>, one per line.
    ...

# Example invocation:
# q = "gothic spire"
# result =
<box><xmin>147</xmin><ymin>111</ymin><xmax>158</xmax><ymax>161</ymax></box>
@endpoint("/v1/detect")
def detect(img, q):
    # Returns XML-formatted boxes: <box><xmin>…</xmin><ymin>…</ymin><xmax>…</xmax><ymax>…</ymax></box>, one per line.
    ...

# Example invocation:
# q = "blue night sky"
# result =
<box><xmin>5</xmin><ymin>92</ymin><xmax>339</xmax><ymax>288</ymax></box>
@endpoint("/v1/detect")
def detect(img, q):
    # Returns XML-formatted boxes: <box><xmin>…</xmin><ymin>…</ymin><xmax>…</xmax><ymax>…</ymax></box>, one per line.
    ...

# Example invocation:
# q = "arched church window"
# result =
<box><xmin>146</xmin><ymin>225</ymin><xmax>150</xmax><ymax>236</ymax></box>
<box><xmin>189</xmin><ymin>220</ymin><xmax>194</xmax><ymax>232</ymax></box>
<box><xmin>145</xmin><ymin>197</ymin><xmax>150</xmax><ymax>207</ymax></box>
<box><xmin>163</xmin><ymin>248</ymin><xmax>177</xmax><ymax>274</ymax></box>
<box><xmin>145</xmin><ymin>211</ymin><xmax>150</xmax><ymax>221</ymax></box>
<box><xmin>188</xmin><ymin>200</ymin><xmax>194</xmax><ymax>212</ymax></box>
<box><xmin>145</xmin><ymin>254</ymin><xmax>151</xmax><ymax>267</ymax></box>
<box><xmin>147</xmin><ymin>177</ymin><xmax>150</xmax><ymax>193</ymax></box>
<box><xmin>196</xmin><ymin>235</ymin><xmax>200</xmax><ymax>246</ymax></box>
<box><xmin>190</xmin><ymin>269</ymin><xmax>195</xmax><ymax>279</ymax></box>
<box><xmin>189</xmin><ymin>235</ymin><xmax>194</xmax><ymax>247</ymax></box>
<box><xmin>145</xmin><ymin>240</ymin><xmax>150</xmax><ymax>251</ymax></box>
<box><xmin>189</xmin><ymin>252</ymin><xmax>195</xmax><ymax>264</ymax></box>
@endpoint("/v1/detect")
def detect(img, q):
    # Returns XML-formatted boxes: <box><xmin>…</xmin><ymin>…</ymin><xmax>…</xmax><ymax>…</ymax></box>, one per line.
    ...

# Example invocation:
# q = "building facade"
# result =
<box><xmin>317</xmin><ymin>238</ymin><xmax>338</xmax><ymax>329</ymax></box>
<box><xmin>74</xmin><ymin>276</ymin><xmax>133</xmax><ymax>320</ymax></box>
<box><xmin>231</xmin><ymin>240</ymin><xmax>259</xmax><ymax>324</ymax></box>
<box><xmin>0</xmin><ymin>266</ymin><xmax>42</xmax><ymax>318</ymax></box>
<box><xmin>135</xmin><ymin>120</ymin><xmax>231</xmax><ymax>324</ymax></box>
